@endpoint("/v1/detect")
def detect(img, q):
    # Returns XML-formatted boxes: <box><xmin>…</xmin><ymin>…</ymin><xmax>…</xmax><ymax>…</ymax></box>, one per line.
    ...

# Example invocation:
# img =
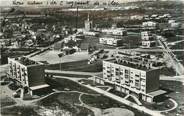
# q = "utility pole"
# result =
<box><xmin>76</xmin><ymin>6</ymin><xmax>79</xmax><ymax>31</ymax></box>
<box><xmin>58</xmin><ymin>53</ymin><xmax>64</xmax><ymax>70</ymax></box>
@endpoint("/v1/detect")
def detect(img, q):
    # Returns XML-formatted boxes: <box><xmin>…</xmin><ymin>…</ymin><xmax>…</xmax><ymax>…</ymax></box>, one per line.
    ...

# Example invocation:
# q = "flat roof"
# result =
<box><xmin>148</xmin><ymin>90</ymin><xmax>167</xmax><ymax>97</ymax></box>
<box><xmin>30</xmin><ymin>84</ymin><xmax>50</xmax><ymax>90</ymax></box>
<box><xmin>105</xmin><ymin>58</ymin><xmax>152</xmax><ymax>71</ymax></box>
<box><xmin>12</xmin><ymin>57</ymin><xmax>39</xmax><ymax>66</ymax></box>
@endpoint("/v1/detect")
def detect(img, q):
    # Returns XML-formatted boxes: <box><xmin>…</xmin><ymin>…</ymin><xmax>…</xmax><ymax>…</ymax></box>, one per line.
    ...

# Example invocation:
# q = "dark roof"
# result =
<box><xmin>105</xmin><ymin>58</ymin><xmax>152</xmax><ymax>71</ymax></box>
<box><xmin>15</xmin><ymin>57</ymin><xmax>39</xmax><ymax>66</ymax></box>
<box><xmin>148</xmin><ymin>90</ymin><xmax>167</xmax><ymax>97</ymax></box>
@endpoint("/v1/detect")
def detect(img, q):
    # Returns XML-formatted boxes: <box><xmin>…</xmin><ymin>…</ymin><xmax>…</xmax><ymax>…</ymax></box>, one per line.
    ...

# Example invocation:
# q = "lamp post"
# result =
<box><xmin>58</xmin><ymin>53</ymin><xmax>64</xmax><ymax>70</ymax></box>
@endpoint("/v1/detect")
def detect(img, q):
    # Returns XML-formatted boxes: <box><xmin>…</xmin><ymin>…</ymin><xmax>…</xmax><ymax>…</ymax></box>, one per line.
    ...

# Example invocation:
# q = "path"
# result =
<box><xmin>156</xmin><ymin>98</ymin><xmax>178</xmax><ymax>113</ymax></box>
<box><xmin>51</xmin><ymin>76</ymin><xmax>163</xmax><ymax>116</ymax></box>
<box><xmin>84</xmin><ymin>84</ymin><xmax>163</xmax><ymax>116</ymax></box>
<box><xmin>78</xmin><ymin>93</ymin><xmax>103</xmax><ymax>116</ymax></box>
<box><xmin>124</xmin><ymin>94</ymin><xmax>142</xmax><ymax>106</ymax></box>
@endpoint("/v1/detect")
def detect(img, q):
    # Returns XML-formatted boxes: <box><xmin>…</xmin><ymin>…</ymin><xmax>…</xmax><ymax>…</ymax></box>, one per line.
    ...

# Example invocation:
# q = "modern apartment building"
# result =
<box><xmin>141</xmin><ymin>31</ymin><xmax>156</xmax><ymax>48</ymax></box>
<box><xmin>7</xmin><ymin>57</ymin><xmax>49</xmax><ymax>98</ymax></box>
<box><xmin>101</xmin><ymin>28</ymin><xmax>127</xmax><ymax>36</ymax></box>
<box><xmin>142</xmin><ymin>21</ymin><xmax>157</xmax><ymax>30</ymax></box>
<box><xmin>99</xmin><ymin>37</ymin><xmax>123</xmax><ymax>46</ymax></box>
<box><xmin>95</xmin><ymin>53</ymin><xmax>166</xmax><ymax>103</ymax></box>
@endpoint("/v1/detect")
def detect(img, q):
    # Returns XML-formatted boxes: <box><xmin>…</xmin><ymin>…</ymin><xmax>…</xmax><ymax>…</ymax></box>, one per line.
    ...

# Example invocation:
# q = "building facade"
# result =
<box><xmin>141</xmin><ymin>31</ymin><xmax>156</xmax><ymax>48</ymax></box>
<box><xmin>142</xmin><ymin>21</ymin><xmax>157</xmax><ymax>30</ymax></box>
<box><xmin>101</xmin><ymin>28</ymin><xmax>127</xmax><ymax>36</ymax></box>
<box><xmin>99</xmin><ymin>37</ymin><xmax>123</xmax><ymax>46</ymax></box>
<box><xmin>95</xmin><ymin>54</ymin><xmax>166</xmax><ymax>103</ymax></box>
<box><xmin>7</xmin><ymin>57</ymin><xmax>49</xmax><ymax>98</ymax></box>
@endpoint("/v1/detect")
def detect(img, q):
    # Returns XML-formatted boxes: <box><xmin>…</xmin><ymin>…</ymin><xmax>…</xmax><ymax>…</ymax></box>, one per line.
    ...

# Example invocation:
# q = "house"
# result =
<box><xmin>99</xmin><ymin>37</ymin><xmax>123</xmax><ymax>46</ymax></box>
<box><xmin>141</xmin><ymin>31</ymin><xmax>156</xmax><ymax>48</ymax></box>
<box><xmin>101</xmin><ymin>28</ymin><xmax>127</xmax><ymax>36</ymax></box>
<box><xmin>142</xmin><ymin>21</ymin><xmax>157</xmax><ymax>29</ymax></box>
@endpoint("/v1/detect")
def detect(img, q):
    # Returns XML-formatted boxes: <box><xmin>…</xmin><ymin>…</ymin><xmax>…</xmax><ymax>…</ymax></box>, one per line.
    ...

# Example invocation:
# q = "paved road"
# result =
<box><xmin>160</xmin><ymin>75</ymin><xmax>184</xmax><ymax>84</ymax></box>
<box><xmin>105</xmin><ymin>48</ymin><xmax>184</xmax><ymax>53</ymax></box>
<box><xmin>156</xmin><ymin>35</ymin><xmax>184</xmax><ymax>75</ymax></box>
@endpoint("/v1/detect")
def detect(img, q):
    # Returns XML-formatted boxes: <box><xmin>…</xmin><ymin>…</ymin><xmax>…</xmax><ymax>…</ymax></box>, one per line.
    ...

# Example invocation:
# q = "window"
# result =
<box><xmin>125</xmin><ymin>69</ymin><xmax>129</xmax><ymax>73</ymax></box>
<box><xmin>125</xmin><ymin>75</ymin><xmax>129</xmax><ymax>79</ymax></box>
<box><xmin>24</xmin><ymin>78</ymin><xmax>27</xmax><ymax>85</ymax></box>
<box><xmin>116</xmin><ymin>71</ymin><xmax>120</xmax><ymax>75</ymax></box>
<box><xmin>120</xmin><ymin>71</ymin><xmax>123</xmax><ymax>75</ymax></box>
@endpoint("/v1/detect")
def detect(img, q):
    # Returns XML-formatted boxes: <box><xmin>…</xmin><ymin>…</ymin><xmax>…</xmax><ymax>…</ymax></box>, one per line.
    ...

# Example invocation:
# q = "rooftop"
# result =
<box><xmin>105</xmin><ymin>58</ymin><xmax>153</xmax><ymax>71</ymax></box>
<box><xmin>15</xmin><ymin>57</ymin><xmax>39</xmax><ymax>66</ymax></box>
<box><xmin>148</xmin><ymin>90</ymin><xmax>167</xmax><ymax>97</ymax></box>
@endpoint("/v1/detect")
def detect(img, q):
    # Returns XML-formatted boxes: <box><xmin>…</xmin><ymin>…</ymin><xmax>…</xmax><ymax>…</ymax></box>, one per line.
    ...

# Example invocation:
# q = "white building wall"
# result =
<box><xmin>103</xmin><ymin>60</ymin><xmax>149</xmax><ymax>95</ymax></box>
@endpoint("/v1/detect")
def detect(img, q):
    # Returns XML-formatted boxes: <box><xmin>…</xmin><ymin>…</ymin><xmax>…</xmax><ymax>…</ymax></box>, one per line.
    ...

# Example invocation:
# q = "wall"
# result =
<box><xmin>27</xmin><ymin>65</ymin><xmax>46</xmax><ymax>87</ymax></box>
<box><xmin>146</xmin><ymin>69</ymin><xmax>160</xmax><ymax>93</ymax></box>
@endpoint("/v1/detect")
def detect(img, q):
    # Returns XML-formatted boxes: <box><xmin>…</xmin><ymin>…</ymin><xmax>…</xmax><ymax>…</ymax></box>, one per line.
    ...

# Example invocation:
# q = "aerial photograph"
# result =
<box><xmin>0</xmin><ymin>0</ymin><xmax>184</xmax><ymax>116</ymax></box>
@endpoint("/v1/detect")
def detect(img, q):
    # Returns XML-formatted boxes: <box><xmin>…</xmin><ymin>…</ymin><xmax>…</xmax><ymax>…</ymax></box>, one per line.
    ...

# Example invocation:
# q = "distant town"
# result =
<box><xmin>0</xmin><ymin>0</ymin><xmax>184</xmax><ymax>116</ymax></box>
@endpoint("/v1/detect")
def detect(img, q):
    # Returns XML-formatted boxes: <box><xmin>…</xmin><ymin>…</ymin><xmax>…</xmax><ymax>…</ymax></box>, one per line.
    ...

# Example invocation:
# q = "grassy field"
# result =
<box><xmin>160</xmin><ymin>67</ymin><xmax>176</xmax><ymax>76</ymax></box>
<box><xmin>141</xmin><ymin>98</ymin><xmax>175</xmax><ymax>111</ymax></box>
<box><xmin>31</xmin><ymin>50</ymin><xmax>89</xmax><ymax>64</ymax></box>
<box><xmin>171</xmin><ymin>41</ymin><xmax>184</xmax><ymax>49</ymax></box>
<box><xmin>57</xmin><ymin>92</ymin><xmax>81</xmax><ymax>104</ymax></box>
<box><xmin>160</xmin><ymin>80</ymin><xmax>184</xmax><ymax>116</ymax></box>
<box><xmin>45</xmin><ymin>77</ymin><xmax>97</xmax><ymax>94</ymax></box>
<box><xmin>37</xmin><ymin>92</ymin><xmax>94</xmax><ymax>116</ymax></box>
<box><xmin>1</xmin><ymin>106</ymin><xmax>40</xmax><ymax>116</ymax></box>
<box><xmin>109</xmin><ymin>89</ymin><xmax>127</xmax><ymax>98</ymax></box>
<box><xmin>174</xmin><ymin>51</ymin><xmax>184</xmax><ymax>65</ymax></box>
<box><xmin>81</xmin><ymin>94</ymin><xmax>124</xmax><ymax>109</ymax></box>
<box><xmin>0</xmin><ymin>97</ymin><xmax>16</xmax><ymax>107</ymax></box>
<box><xmin>47</xmin><ymin>60</ymin><xmax>103</xmax><ymax>72</ymax></box>
<box><xmin>81</xmin><ymin>94</ymin><xmax>150</xmax><ymax>116</ymax></box>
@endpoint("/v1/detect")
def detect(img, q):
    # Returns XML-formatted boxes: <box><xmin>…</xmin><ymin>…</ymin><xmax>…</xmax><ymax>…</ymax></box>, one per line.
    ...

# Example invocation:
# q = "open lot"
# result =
<box><xmin>80</xmin><ymin>34</ymin><xmax>141</xmax><ymax>50</ymax></box>
<box><xmin>36</xmin><ymin>92</ymin><xmax>94</xmax><ymax>116</ymax></box>
<box><xmin>81</xmin><ymin>94</ymin><xmax>124</xmax><ymax>109</ymax></box>
<box><xmin>45</xmin><ymin>77</ymin><xmax>151</xmax><ymax>116</ymax></box>
<box><xmin>47</xmin><ymin>60</ymin><xmax>102</xmax><ymax>72</ymax></box>
<box><xmin>0</xmin><ymin>96</ymin><xmax>16</xmax><ymax>107</ymax></box>
<box><xmin>30</xmin><ymin>50</ymin><xmax>90</xmax><ymax>64</ymax></box>
<box><xmin>45</xmin><ymin>77</ymin><xmax>97</xmax><ymax>94</ymax></box>
<box><xmin>1</xmin><ymin>106</ymin><xmax>40</xmax><ymax>116</ymax></box>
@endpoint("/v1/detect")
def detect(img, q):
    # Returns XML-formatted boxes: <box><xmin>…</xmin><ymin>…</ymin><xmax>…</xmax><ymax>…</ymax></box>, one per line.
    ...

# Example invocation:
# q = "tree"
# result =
<box><xmin>64</xmin><ymin>40</ymin><xmax>76</xmax><ymax>48</ymax></box>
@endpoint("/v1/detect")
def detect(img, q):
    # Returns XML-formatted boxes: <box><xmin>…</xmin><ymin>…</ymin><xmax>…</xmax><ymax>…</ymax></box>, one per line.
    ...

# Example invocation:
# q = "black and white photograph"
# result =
<box><xmin>0</xmin><ymin>0</ymin><xmax>184</xmax><ymax>116</ymax></box>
